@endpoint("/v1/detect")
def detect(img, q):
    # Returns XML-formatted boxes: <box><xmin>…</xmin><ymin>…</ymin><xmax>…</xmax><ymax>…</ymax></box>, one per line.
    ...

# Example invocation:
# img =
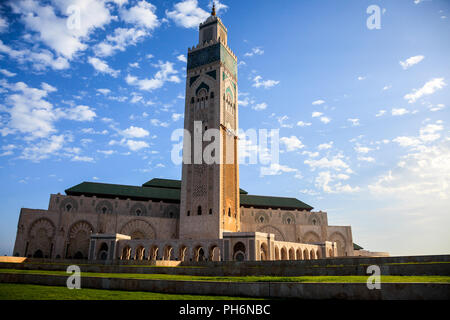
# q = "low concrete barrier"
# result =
<box><xmin>1</xmin><ymin>260</ymin><xmax>449</xmax><ymax>277</ymax></box>
<box><xmin>0</xmin><ymin>273</ymin><xmax>448</xmax><ymax>300</ymax></box>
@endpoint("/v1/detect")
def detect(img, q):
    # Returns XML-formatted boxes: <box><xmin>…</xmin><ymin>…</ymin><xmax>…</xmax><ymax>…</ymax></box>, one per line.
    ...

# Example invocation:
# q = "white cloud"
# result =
<box><xmin>94</xmin><ymin>28</ymin><xmax>148</xmax><ymax>57</ymax></box>
<box><xmin>280</xmin><ymin>136</ymin><xmax>304</xmax><ymax>151</ymax></box>
<box><xmin>172</xmin><ymin>113</ymin><xmax>183</xmax><ymax>121</ymax></box>
<box><xmin>399</xmin><ymin>55</ymin><xmax>424</xmax><ymax>70</ymax></box>
<box><xmin>315</xmin><ymin>171</ymin><xmax>360</xmax><ymax>194</ymax></box>
<box><xmin>64</xmin><ymin>105</ymin><xmax>96</xmax><ymax>121</ymax></box>
<box><xmin>382</xmin><ymin>85</ymin><xmax>392</xmax><ymax>91</ymax></box>
<box><xmin>305</xmin><ymin>154</ymin><xmax>351</xmax><ymax>172</ymax></box>
<box><xmin>126</xmin><ymin>139</ymin><xmax>149</xmax><ymax>151</ymax></box>
<box><xmin>0</xmin><ymin>69</ymin><xmax>16</xmax><ymax>77</ymax></box>
<box><xmin>312</xmin><ymin>111</ymin><xmax>323</xmax><ymax>118</ymax></box>
<box><xmin>391</xmin><ymin>108</ymin><xmax>410</xmax><ymax>116</ymax></box>
<box><xmin>404</xmin><ymin>78</ymin><xmax>446</xmax><ymax>103</ymax></box>
<box><xmin>0</xmin><ymin>16</ymin><xmax>8</xmax><ymax>32</ymax></box>
<box><xmin>260</xmin><ymin>163</ymin><xmax>299</xmax><ymax>177</ymax></box>
<box><xmin>71</xmin><ymin>155</ymin><xmax>94</xmax><ymax>162</ymax></box>
<box><xmin>166</xmin><ymin>0</ymin><xmax>209</xmax><ymax>28</ymax></box>
<box><xmin>354</xmin><ymin>145</ymin><xmax>372</xmax><ymax>154</ymax></box>
<box><xmin>120</xmin><ymin>0</ymin><xmax>160</xmax><ymax>29</ymax></box>
<box><xmin>376</xmin><ymin>110</ymin><xmax>386</xmax><ymax>117</ymax></box>
<box><xmin>97</xmin><ymin>88</ymin><xmax>111</xmax><ymax>95</ymax></box>
<box><xmin>297</xmin><ymin>121</ymin><xmax>311</xmax><ymax>127</ymax></box>
<box><xmin>252</xmin><ymin>102</ymin><xmax>267</xmax><ymax>111</ymax></box>
<box><xmin>244</xmin><ymin>47</ymin><xmax>264</xmax><ymax>57</ymax></box>
<box><xmin>122</xmin><ymin>126</ymin><xmax>149</xmax><ymax>138</ymax></box>
<box><xmin>312</xmin><ymin>100</ymin><xmax>325</xmax><ymax>105</ymax></box>
<box><xmin>357</xmin><ymin>76</ymin><xmax>366</xmax><ymax>81</ymax></box>
<box><xmin>19</xmin><ymin>134</ymin><xmax>66</xmax><ymax>162</ymax></box>
<box><xmin>358</xmin><ymin>156</ymin><xmax>375</xmax><ymax>162</ymax></box>
<box><xmin>0</xmin><ymin>40</ymin><xmax>69</xmax><ymax>70</ymax></box>
<box><xmin>126</xmin><ymin>61</ymin><xmax>180</xmax><ymax>91</ymax></box>
<box><xmin>252</xmin><ymin>75</ymin><xmax>279</xmax><ymax>89</ymax></box>
<box><xmin>318</xmin><ymin>142</ymin><xmax>333</xmax><ymax>150</ymax></box>
<box><xmin>429</xmin><ymin>104</ymin><xmax>445</xmax><ymax>112</ymax></box>
<box><xmin>320</xmin><ymin>116</ymin><xmax>331</xmax><ymax>124</ymax></box>
<box><xmin>348</xmin><ymin>118</ymin><xmax>360</xmax><ymax>126</ymax></box>
<box><xmin>150</xmin><ymin>118</ymin><xmax>170</xmax><ymax>127</ymax></box>
<box><xmin>88</xmin><ymin>57</ymin><xmax>120</xmax><ymax>77</ymax></box>
<box><xmin>97</xmin><ymin>150</ymin><xmax>115</xmax><ymax>155</ymax></box>
<box><xmin>177</xmin><ymin>54</ymin><xmax>187</xmax><ymax>63</ymax></box>
<box><xmin>9</xmin><ymin>0</ymin><xmax>113</xmax><ymax>59</ymax></box>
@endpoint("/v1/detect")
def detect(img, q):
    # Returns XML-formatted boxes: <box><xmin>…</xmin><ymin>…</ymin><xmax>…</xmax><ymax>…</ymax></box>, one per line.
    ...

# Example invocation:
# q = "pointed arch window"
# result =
<box><xmin>197</xmin><ymin>206</ymin><xmax>202</xmax><ymax>216</ymax></box>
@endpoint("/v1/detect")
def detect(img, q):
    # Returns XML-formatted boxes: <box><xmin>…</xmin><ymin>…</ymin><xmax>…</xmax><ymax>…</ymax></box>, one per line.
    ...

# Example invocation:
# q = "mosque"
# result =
<box><xmin>12</xmin><ymin>6</ymin><xmax>385</xmax><ymax>263</ymax></box>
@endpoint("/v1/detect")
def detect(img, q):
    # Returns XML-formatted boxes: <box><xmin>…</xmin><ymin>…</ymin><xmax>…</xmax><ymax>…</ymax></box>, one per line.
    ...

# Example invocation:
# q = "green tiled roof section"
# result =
<box><xmin>240</xmin><ymin>194</ymin><xmax>313</xmax><ymax>210</ymax></box>
<box><xmin>142</xmin><ymin>178</ymin><xmax>181</xmax><ymax>189</ymax></box>
<box><xmin>353</xmin><ymin>243</ymin><xmax>364</xmax><ymax>250</ymax></box>
<box><xmin>65</xmin><ymin>182</ymin><xmax>180</xmax><ymax>202</ymax></box>
<box><xmin>142</xmin><ymin>178</ymin><xmax>248</xmax><ymax>194</ymax></box>
<box><xmin>65</xmin><ymin>180</ymin><xmax>313</xmax><ymax>210</ymax></box>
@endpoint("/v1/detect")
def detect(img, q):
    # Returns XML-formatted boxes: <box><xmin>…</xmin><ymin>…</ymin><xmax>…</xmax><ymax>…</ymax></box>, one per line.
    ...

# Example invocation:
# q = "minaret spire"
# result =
<box><xmin>211</xmin><ymin>1</ymin><xmax>216</xmax><ymax>16</ymax></box>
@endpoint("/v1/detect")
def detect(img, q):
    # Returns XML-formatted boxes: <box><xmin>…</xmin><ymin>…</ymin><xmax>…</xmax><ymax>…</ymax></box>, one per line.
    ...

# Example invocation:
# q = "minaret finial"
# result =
<box><xmin>211</xmin><ymin>1</ymin><xmax>216</xmax><ymax>16</ymax></box>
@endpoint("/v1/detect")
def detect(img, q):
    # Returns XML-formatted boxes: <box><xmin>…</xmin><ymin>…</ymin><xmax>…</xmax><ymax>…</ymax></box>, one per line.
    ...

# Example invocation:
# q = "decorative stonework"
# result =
<box><xmin>59</xmin><ymin>197</ymin><xmax>78</xmax><ymax>213</ymax></box>
<box><xmin>257</xmin><ymin>225</ymin><xmax>285</xmax><ymax>241</ymax></box>
<box><xmin>282</xmin><ymin>212</ymin><xmax>296</xmax><ymax>225</ymax></box>
<box><xmin>130</xmin><ymin>203</ymin><xmax>147</xmax><ymax>216</ymax></box>
<box><xmin>95</xmin><ymin>200</ymin><xmax>113</xmax><ymax>214</ymax></box>
<box><xmin>120</xmin><ymin>219</ymin><xmax>156</xmax><ymax>240</ymax></box>
<box><xmin>255</xmin><ymin>211</ymin><xmax>269</xmax><ymax>224</ymax></box>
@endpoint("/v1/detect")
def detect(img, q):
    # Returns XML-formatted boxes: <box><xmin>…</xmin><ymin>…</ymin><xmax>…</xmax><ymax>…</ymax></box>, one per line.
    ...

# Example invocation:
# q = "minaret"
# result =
<box><xmin>179</xmin><ymin>7</ymin><xmax>240</xmax><ymax>240</ymax></box>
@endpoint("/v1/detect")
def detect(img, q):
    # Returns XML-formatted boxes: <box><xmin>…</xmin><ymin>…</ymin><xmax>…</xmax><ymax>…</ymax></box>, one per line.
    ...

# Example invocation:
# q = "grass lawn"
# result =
<box><xmin>0</xmin><ymin>269</ymin><xmax>449</xmax><ymax>283</ymax></box>
<box><xmin>0</xmin><ymin>283</ymin><xmax>258</xmax><ymax>300</ymax></box>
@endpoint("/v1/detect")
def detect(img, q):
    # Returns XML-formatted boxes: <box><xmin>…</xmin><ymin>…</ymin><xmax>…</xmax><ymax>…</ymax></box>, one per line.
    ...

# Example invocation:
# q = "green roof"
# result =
<box><xmin>65</xmin><ymin>182</ymin><xmax>181</xmax><ymax>203</ymax></box>
<box><xmin>353</xmin><ymin>243</ymin><xmax>364</xmax><ymax>250</ymax></box>
<box><xmin>65</xmin><ymin>178</ymin><xmax>313</xmax><ymax>210</ymax></box>
<box><xmin>240</xmin><ymin>194</ymin><xmax>313</xmax><ymax>211</ymax></box>
<box><xmin>142</xmin><ymin>178</ymin><xmax>181</xmax><ymax>189</ymax></box>
<box><xmin>142</xmin><ymin>178</ymin><xmax>248</xmax><ymax>194</ymax></box>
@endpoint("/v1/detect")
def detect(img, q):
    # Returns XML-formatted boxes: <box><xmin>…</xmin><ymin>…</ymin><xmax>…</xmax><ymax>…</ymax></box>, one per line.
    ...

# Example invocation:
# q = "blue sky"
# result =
<box><xmin>0</xmin><ymin>0</ymin><xmax>449</xmax><ymax>256</ymax></box>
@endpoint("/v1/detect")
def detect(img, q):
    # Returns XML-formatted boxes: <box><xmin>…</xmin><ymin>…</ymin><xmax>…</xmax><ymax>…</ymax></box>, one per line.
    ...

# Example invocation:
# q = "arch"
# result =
<box><xmin>178</xmin><ymin>245</ymin><xmax>188</xmax><ymax>262</ymax></box>
<box><xmin>149</xmin><ymin>245</ymin><xmax>159</xmax><ymax>260</ymax></box>
<box><xmin>28</xmin><ymin>218</ymin><xmax>55</xmax><ymax>258</ymax></box>
<box><xmin>257</xmin><ymin>225</ymin><xmax>286</xmax><ymax>241</ymax></box>
<box><xmin>33</xmin><ymin>249</ymin><xmax>43</xmax><ymax>258</ymax></box>
<box><xmin>163</xmin><ymin>245</ymin><xmax>174</xmax><ymax>261</ymax></box>
<box><xmin>255</xmin><ymin>211</ymin><xmax>269</xmax><ymax>224</ymax></box>
<box><xmin>67</xmin><ymin>220</ymin><xmax>94</xmax><ymax>259</ymax></box>
<box><xmin>233</xmin><ymin>242</ymin><xmax>246</xmax><ymax>261</ymax></box>
<box><xmin>296</xmin><ymin>248</ymin><xmax>302</xmax><ymax>260</ymax></box>
<box><xmin>195</xmin><ymin>82</ymin><xmax>210</xmax><ymax>96</ymax></box>
<box><xmin>119</xmin><ymin>219</ymin><xmax>156</xmax><ymax>240</ymax></box>
<box><xmin>280</xmin><ymin>247</ymin><xmax>288</xmax><ymax>260</ymax></box>
<box><xmin>274</xmin><ymin>246</ymin><xmax>280</xmax><ymax>260</ymax></box>
<box><xmin>260</xmin><ymin>242</ymin><xmax>269</xmax><ymax>261</ymax></box>
<box><xmin>209</xmin><ymin>244</ymin><xmax>221</xmax><ymax>262</ymax></box>
<box><xmin>288</xmin><ymin>247</ymin><xmax>295</xmax><ymax>260</ymax></box>
<box><xmin>303</xmin><ymin>231</ymin><xmax>321</xmax><ymax>243</ymax></box>
<box><xmin>197</xmin><ymin>205</ymin><xmax>202</xmax><ymax>216</ymax></box>
<box><xmin>134</xmin><ymin>245</ymin><xmax>145</xmax><ymax>260</ymax></box>
<box><xmin>130</xmin><ymin>203</ymin><xmax>147</xmax><ymax>216</ymax></box>
<box><xmin>328</xmin><ymin>248</ymin><xmax>334</xmax><ymax>258</ymax></box>
<box><xmin>316</xmin><ymin>249</ymin><xmax>321</xmax><ymax>259</ymax></box>
<box><xmin>97</xmin><ymin>242</ymin><xmax>108</xmax><ymax>260</ymax></box>
<box><xmin>120</xmin><ymin>245</ymin><xmax>131</xmax><ymax>260</ymax></box>
<box><xmin>194</xmin><ymin>246</ymin><xmax>206</xmax><ymax>262</ymax></box>
<box><xmin>329</xmin><ymin>232</ymin><xmax>347</xmax><ymax>257</ymax></box>
<box><xmin>310</xmin><ymin>249</ymin><xmax>316</xmax><ymax>260</ymax></box>
<box><xmin>303</xmin><ymin>248</ymin><xmax>309</xmax><ymax>260</ymax></box>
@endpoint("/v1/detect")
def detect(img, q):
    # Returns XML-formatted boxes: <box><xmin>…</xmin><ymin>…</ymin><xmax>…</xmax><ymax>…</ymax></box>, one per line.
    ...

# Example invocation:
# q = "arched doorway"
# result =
<box><xmin>163</xmin><ymin>245</ymin><xmax>173</xmax><ymax>260</ymax></box>
<box><xmin>209</xmin><ymin>245</ymin><xmax>221</xmax><ymax>262</ymax></box>
<box><xmin>97</xmin><ymin>242</ymin><xmax>108</xmax><ymax>260</ymax></box>
<box><xmin>310</xmin><ymin>249</ymin><xmax>316</xmax><ymax>260</ymax></box>
<box><xmin>121</xmin><ymin>246</ymin><xmax>131</xmax><ymax>260</ymax></box>
<box><xmin>33</xmin><ymin>249</ymin><xmax>43</xmax><ymax>258</ymax></box>
<box><xmin>280</xmin><ymin>247</ymin><xmax>287</xmax><ymax>260</ymax></box>
<box><xmin>179</xmin><ymin>246</ymin><xmax>188</xmax><ymax>262</ymax></box>
<box><xmin>260</xmin><ymin>243</ymin><xmax>269</xmax><ymax>261</ymax></box>
<box><xmin>233</xmin><ymin>242</ymin><xmax>246</xmax><ymax>261</ymax></box>
<box><xmin>296</xmin><ymin>248</ymin><xmax>302</xmax><ymax>260</ymax></box>
<box><xmin>303</xmin><ymin>248</ymin><xmax>309</xmax><ymax>260</ymax></box>
<box><xmin>135</xmin><ymin>246</ymin><xmax>145</xmax><ymax>260</ymax></box>
<box><xmin>194</xmin><ymin>246</ymin><xmax>206</xmax><ymax>262</ymax></box>
<box><xmin>274</xmin><ymin>247</ymin><xmax>280</xmax><ymax>260</ymax></box>
<box><xmin>288</xmin><ymin>248</ymin><xmax>295</xmax><ymax>260</ymax></box>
